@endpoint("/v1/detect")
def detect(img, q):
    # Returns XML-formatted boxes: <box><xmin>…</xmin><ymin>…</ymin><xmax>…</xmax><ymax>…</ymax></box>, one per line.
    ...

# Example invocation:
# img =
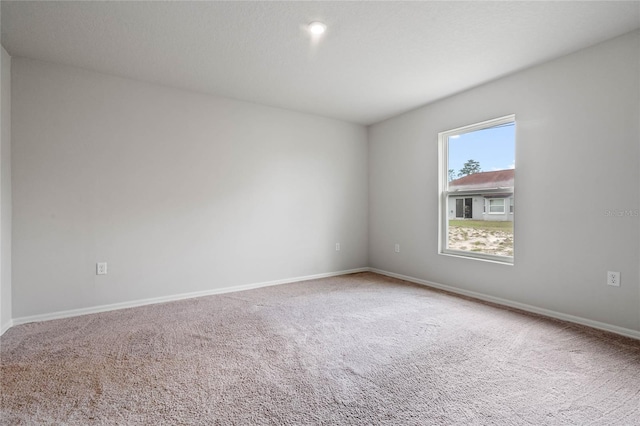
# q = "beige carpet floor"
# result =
<box><xmin>1</xmin><ymin>272</ymin><xmax>639</xmax><ymax>425</ymax></box>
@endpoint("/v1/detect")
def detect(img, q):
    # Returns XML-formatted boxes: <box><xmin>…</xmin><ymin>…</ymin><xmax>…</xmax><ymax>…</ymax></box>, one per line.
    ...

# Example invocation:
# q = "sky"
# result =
<box><xmin>448</xmin><ymin>122</ymin><xmax>515</xmax><ymax>176</ymax></box>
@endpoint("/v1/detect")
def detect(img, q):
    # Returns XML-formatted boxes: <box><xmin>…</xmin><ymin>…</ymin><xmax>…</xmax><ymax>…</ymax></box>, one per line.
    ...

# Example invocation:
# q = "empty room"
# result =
<box><xmin>1</xmin><ymin>1</ymin><xmax>639</xmax><ymax>424</ymax></box>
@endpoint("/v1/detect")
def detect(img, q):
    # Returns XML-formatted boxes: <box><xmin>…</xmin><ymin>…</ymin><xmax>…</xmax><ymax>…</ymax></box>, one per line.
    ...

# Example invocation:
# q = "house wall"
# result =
<box><xmin>11</xmin><ymin>57</ymin><xmax>369</xmax><ymax>319</ymax></box>
<box><xmin>473</xmin><ymin>198</ymin><xmax>483</xmax><ymax>221</ymax></box>
<box><xmin>0</xmin><ymin>46</ymin><xmax>12</xmax><ymax>334</ymax></box>
<box><xmin>369</xmin><ymin>31</ymin><xmax>640</xmax><ymax>331</ymax></box>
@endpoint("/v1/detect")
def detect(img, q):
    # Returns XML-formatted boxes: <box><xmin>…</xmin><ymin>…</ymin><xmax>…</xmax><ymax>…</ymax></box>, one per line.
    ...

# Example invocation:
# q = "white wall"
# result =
<box><xmin>12</xmin><ymin>58</ymin><xmax>368</xmax><ymax>318</ymax></box>
<box><xmin>1</xmin><ymin>46</ymin><xmax>12</xmax><ymax>333</ymax></box>
<box><xmin>369</xmin><ymin>31</ymin><xmax>640</xmax><ymax>332</ymax></box>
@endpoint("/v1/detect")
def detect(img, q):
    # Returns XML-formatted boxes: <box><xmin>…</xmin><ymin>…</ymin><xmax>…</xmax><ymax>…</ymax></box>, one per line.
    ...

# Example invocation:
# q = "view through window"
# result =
<box><xmin>439</xmin><ymin>116</ymin><xmax>516</xmax><ymax>262</ymax></box>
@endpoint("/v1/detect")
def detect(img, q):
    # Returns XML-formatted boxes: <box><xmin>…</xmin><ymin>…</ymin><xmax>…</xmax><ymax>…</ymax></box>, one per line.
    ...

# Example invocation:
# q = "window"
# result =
<box><xmin>439</xmin><ymin>115</ymin><xmax>515</xmax><ymax>263</ymax></box>
<box><xmin>489</xmin><ymin>198</ymin><xmax>505</xmax><ymax>213</ymax></box>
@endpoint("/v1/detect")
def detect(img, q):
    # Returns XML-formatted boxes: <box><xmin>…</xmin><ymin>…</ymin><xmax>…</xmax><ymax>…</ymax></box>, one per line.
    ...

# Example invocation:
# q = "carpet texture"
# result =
<box><xmin>1</xmin><ymin>272</ymin><xmax>639</xmax><ymax>425</ymax></box>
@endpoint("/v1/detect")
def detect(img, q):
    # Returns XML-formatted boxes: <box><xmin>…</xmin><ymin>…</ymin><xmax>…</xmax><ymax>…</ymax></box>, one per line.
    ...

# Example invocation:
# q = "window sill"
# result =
<box><xmin>439</xmin><ymin>249</ymin><xmax>514</xmax><ymax>265</ymax></box>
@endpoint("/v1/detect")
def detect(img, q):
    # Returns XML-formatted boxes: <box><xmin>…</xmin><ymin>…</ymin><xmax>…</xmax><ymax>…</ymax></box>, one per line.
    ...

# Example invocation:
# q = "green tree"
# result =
<box><xmin>448</xmin><ymin>169</ymin><xmax>455</xmax><ymax>182</ymax></box>
<box><xmin>458</xmin><ymin>159</ymin><xmax>481</xmax><ymax>177</ymax></box>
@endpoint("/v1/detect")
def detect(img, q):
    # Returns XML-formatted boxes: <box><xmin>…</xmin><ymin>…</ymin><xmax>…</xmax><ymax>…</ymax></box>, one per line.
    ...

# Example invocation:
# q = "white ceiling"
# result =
<box><xmin>2</xmin><ymin>1</ymin><xmax>639</xmax><ymax>125</ymax></box>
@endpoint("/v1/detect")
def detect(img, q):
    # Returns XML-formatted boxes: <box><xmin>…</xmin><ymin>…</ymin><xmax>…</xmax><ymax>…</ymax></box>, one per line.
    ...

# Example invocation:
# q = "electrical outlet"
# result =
<box><xmin>395</xmin><ymin>244</ymin><xmax>400</xmax><ymax>253</ymax></box>
<box><xmin>335</xmin><ymin>243</ymin><xmax>340</xmax><ymax>251</ymax></box>
<box><xmin>607</xmin><ymin>271</ymin><xmax>620</xmax><ymax>287</ymax></box>
<box><xmin>96</xmin><ymin>262</ymin><xmax>108</xmax><ymax>275</ymax></box>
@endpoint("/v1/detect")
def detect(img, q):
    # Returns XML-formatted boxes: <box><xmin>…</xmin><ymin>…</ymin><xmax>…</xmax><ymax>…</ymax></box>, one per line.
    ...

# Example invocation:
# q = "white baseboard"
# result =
<box><xmin>10</xmin><ymin>268</ymin><xmax>370</xmax><ymax>328</ymax></box>
<box><xmin>6</xmin><ymin>267</ymin><xmax>639</xmax><ymax>341</ymax></box>
<box><xmin>1</xmin><ymin>319</ymin><xmax>13</xmax><ymax>336</ymax></box>
<box><xmin>370</xmin><ymin>268</ymin><xmax>640</xmax><ymax>341</ymax></box>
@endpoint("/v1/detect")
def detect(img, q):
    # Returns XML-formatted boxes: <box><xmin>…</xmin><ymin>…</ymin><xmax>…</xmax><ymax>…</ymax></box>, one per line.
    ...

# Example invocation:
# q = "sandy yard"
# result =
<box><xmin>448</xmin><ymin>225</ymin><xmax>513</xmax><ymax>257</ymax></box>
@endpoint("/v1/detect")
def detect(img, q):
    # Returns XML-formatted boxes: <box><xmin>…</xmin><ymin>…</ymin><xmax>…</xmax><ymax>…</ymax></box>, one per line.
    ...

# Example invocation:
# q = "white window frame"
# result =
<box><xmin>488</xmin><ymin>198</ymin><xmax>505</xmax><ymax>214</ymax></box>
<box><xmin>438</xmin><ymin>114</ymin><xmax>515</xmax><ymax>264</ymax></box>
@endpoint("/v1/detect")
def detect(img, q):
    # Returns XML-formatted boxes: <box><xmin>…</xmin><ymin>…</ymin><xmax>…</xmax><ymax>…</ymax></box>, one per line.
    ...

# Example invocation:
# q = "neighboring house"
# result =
<box><xmin>448</xmin><ymin>169</ymin><xmax>514</xmax><ymax>221</ymax></box>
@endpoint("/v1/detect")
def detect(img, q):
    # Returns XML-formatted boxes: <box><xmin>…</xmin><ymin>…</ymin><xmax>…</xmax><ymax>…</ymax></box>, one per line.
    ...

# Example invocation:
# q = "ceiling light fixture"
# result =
<box><xmin>308</xmin><ymin>21</ymin><xmax>327</xmax><ymax>36</ymax></box>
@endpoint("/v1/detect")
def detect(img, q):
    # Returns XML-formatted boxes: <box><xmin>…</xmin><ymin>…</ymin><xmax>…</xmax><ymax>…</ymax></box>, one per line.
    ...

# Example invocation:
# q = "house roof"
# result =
<box><xmin>449</xmin><ymin>169</ymin><xmax>514</xmax><ymax>192</ymax></box>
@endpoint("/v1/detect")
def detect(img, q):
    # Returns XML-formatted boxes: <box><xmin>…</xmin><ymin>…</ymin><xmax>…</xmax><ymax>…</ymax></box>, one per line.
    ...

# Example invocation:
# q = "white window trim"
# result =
<box><xmin>488</xmin><ymin>198</ymin><xmax>505</xmax><ymax>214</ymax></box>
<box><xmin>438</xmin><ymin>114</ymin><xmax>515</xmax><ymax>264</ymax></box>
